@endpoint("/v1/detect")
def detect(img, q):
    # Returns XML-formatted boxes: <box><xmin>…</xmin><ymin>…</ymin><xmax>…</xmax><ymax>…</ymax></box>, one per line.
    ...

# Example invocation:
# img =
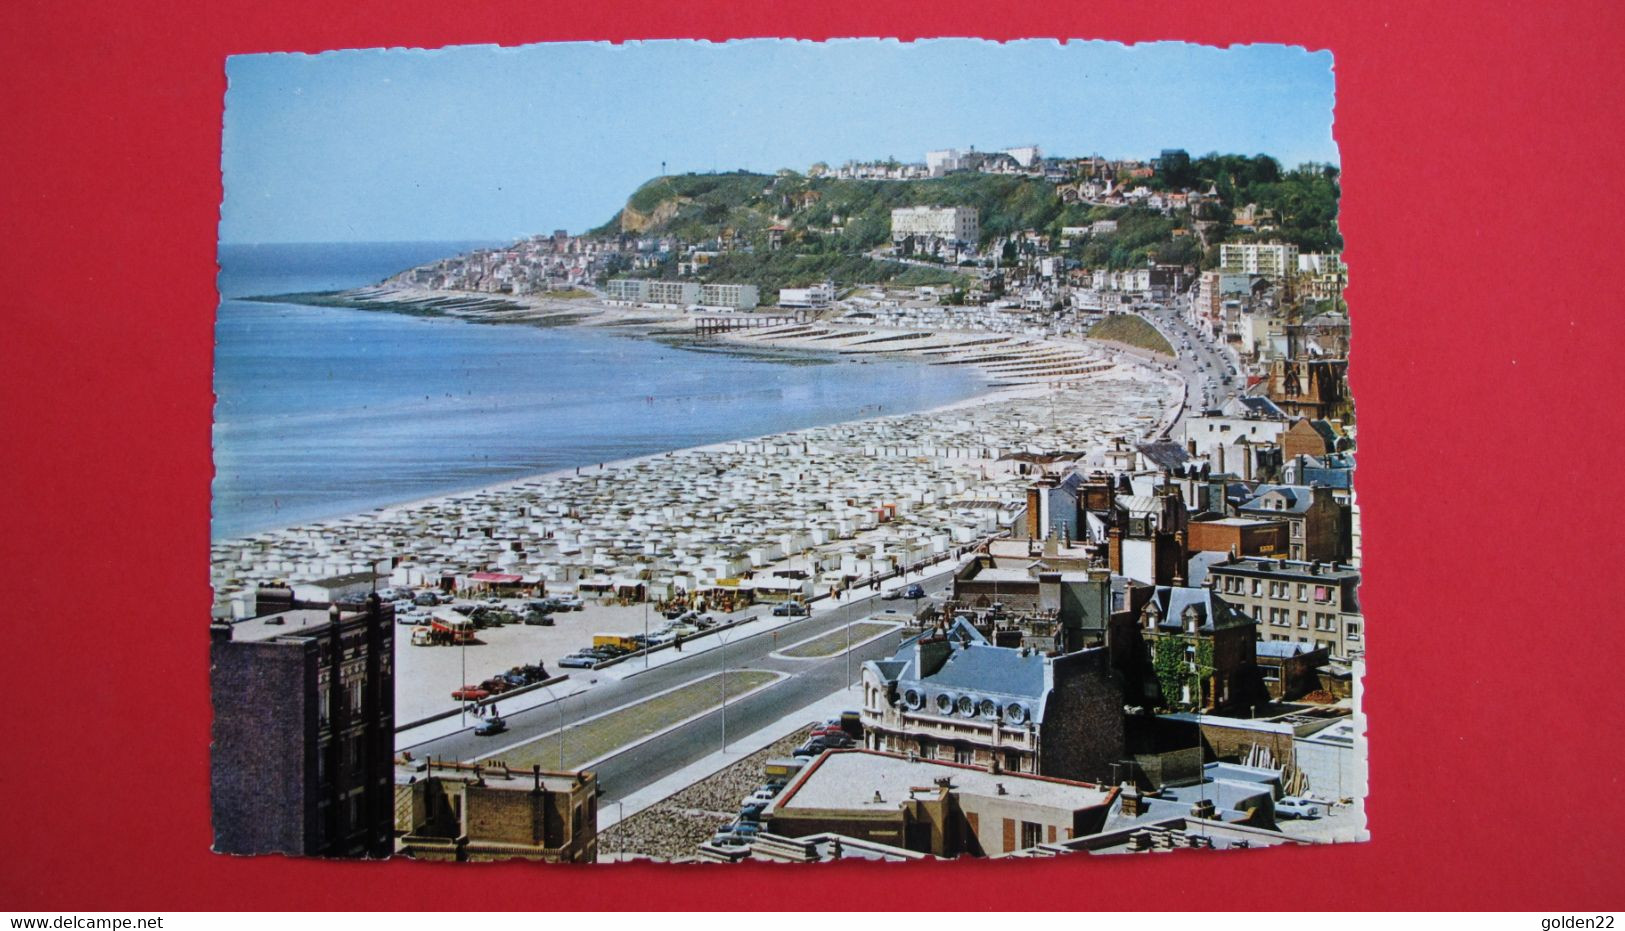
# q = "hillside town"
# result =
<box><xmin>211</xmin><ymin>142</ymin><xmax>1361</xmax><ymax>864</ymax></box>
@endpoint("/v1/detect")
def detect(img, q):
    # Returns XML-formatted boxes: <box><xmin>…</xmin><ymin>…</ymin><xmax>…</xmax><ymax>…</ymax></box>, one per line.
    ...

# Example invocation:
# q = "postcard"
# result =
<box><xmin>209</xmin><ymin>37</ymin><xmax>1364</xmax><ymax>863</ymax></box>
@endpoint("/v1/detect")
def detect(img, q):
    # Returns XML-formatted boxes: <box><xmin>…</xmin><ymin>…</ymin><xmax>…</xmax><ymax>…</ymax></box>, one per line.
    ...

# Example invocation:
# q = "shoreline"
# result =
<box><xmin>212</xmin><ymin>287</ymin><xmax>1185</xmax><ymax>560</ymax></box>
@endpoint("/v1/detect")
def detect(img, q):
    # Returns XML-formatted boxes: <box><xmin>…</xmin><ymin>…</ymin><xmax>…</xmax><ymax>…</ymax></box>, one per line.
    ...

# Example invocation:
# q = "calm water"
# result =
<box><xmin>213</xmin><ymin>242</ymin><xmax>986</xmax><ymax>539</ymax></box>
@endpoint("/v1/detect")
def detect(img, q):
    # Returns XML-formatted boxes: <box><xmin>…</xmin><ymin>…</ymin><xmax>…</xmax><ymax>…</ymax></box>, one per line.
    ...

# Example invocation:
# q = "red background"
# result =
<box><xmin>4</xmin><ymin>0</ymin><xmax>1622</xmax><ymax>910</ymax></box>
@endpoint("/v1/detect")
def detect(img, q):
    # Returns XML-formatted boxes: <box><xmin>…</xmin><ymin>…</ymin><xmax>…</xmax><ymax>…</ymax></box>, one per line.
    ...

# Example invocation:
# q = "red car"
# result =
<box><xmin>451</xmin><ymin>685</ymin><xmax>490</xmax><ymax>702</ymax></box>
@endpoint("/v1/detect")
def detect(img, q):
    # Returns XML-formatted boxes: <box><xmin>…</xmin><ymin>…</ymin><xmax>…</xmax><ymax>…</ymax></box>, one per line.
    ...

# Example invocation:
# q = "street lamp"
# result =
<box><xmin>718</xmin><ymin>625</ymin><xmax>740</xmax><ymax>752</ymax></box>
<box><xmin>539</xmin><ymin>682</ymin><xmax>568</xmax><ymax>770</ymax></box>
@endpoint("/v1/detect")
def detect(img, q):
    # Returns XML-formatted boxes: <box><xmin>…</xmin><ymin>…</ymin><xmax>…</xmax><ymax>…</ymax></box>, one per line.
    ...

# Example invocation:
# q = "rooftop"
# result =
<box><xmin>225</xmin><ymin>607</ymin><xmax>355</xmax><ymax>644</ymax></box>
<box><xmin>775</xmin><ymin>749</ymin><xmax>1115</xmax><ymax>814</ymax></box>
<box><xmin>1210</xmin><ymin>557</ymin><xmax>1360</xmax><ymax>582</ymax></box>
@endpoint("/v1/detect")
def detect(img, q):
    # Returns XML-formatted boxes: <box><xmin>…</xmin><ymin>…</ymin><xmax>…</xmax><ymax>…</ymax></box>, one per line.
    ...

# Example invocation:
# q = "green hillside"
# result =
<box><xmin>576</xmin><ymin>156</ymin><xmax>1340</xmax><ymax>299</ymax></box>
<box><xmin>1086</xmin><ymin>314</ymin><xmax>1175</xmax><ymax>356</ymax></box>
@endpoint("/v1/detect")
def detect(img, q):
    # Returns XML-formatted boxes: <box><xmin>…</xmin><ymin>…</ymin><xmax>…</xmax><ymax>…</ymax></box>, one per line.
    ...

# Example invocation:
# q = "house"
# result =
<box><xmin>1135</xmin><ymin>585</ymin><xmax>1266</xmax><ymax>712</ymax></box>
<box><xmin>1254</xmin><ymin>640</ymin><xmax>1332</xmax><ymax>700</ymax></box>
<box><xmin>860</xmin><ymin>620</ymin><xmax>1125</xmax><ymax>783</ymax></box>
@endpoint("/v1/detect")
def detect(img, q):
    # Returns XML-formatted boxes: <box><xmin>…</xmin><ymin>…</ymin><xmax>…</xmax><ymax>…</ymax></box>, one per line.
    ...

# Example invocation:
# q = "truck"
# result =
<box><xmin>762</xmin><ymin>758</ymin><xmax>807</xmax><ymax>783</ymax></box>
<box><xmin>593</xmin><ymin>633</ymin><xmax>641</xmax><ymax>654</ymax></box>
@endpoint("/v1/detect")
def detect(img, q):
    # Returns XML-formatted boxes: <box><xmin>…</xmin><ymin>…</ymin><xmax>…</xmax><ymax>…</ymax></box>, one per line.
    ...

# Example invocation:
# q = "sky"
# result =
<box><xmin>220</xmin><ymin>39</ymin><xmax>1337</xmax><ymax>244</ymax></box>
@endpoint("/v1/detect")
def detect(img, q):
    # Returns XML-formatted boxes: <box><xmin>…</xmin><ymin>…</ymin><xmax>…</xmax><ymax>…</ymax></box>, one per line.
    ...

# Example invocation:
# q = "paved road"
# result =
<box><xmin>402</xmin><ymin>569</ymin><xmax>956</xmax><ymax>803</ymax></box>
<box><xmin>1135</xmin><ymin>300</ymin><xmax>1241</xmax><ymax>436</ymax></box>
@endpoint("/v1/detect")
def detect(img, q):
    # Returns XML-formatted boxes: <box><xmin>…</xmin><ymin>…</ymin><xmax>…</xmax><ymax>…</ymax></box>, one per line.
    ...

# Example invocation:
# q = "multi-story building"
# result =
<box><xmin>778</xmin><ymin>281</ymin><xmax>834</xmax><ymax>309</ymax></box>
<box><xmin>1219</xmin><ymin>241</ymin><xmax>1301</xmax><ymax>280</ymax></box>
<box><xmin>1235</xmin><ymin>483</ymin><xmax>1348</xmax><ymax>562</ymax></box>
<box><xmin>1297</xmin><ymin>252</ymin><xmax>1348</xmax><ymax>302</ymax></box>
<box><xmin>697</xmin><ymin>282</ymin><xmax>759</xmax><ymax>309</ymax></box>
<box><xmin>1135</xmin><ymin>585</ymin><xmax>1265</xmax><ymax>712</ymax></box>
<box><xmin>890</xmin><ymin>206</ymin><xmax>980</xmax><ymax>245</ymax></box>
<box><xmin>394</xmin><ymin>759</ymin><xmax>599</xmax><ymax>863</ymax></box>
<box><xmin>603</xmin><ymin>278</ymin><xmax>758</xmax><ymax>309</ymax></box>
<box><xmin>860</xmin><ymin>620</ymin><xmax>1125</xmax><ymax>783</ymax></box>
<box><xmin>209</xmin><ymin>593</ymin><xmax>395</xmax><ymax>857</ymax></box>
<box><xmin>1206</xmin><ymin>555</ymin><xmax>1362</xmax><ymax>658</ymax></box>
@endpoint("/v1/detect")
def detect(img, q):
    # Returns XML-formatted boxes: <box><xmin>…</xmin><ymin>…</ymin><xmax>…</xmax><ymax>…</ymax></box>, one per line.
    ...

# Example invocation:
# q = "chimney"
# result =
<box><xmin>1120</xmin><ymin>785</ymin><xmax>1146</xmax><ymax>816</ymax></box>
<box><xmin>1189</xmin><ymin>798</ymin><xmax>1217</xmax><ymax>820</ymax></box>
<box><xmin>1108</xmin><ymin>526</ymin><xmax>1123</xmax><ymax>574</ymax></box>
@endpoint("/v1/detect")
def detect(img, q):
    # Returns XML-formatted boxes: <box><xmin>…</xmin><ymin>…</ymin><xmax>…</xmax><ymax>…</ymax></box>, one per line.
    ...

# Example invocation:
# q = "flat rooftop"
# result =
<box><xmin>395</xmin><ymin>762</ymin><xmax>585</xmax><ymax>794</ymax></box>
<box><xmin>967</xmin><ymin>567</ymin><xmax>1039</xmax><ymax>583</ymax></box>
<box><xmin>226</xmin><ymin>608</ymin><xmax>352</xmax><ymax>643</ymax></box>
<box><xmin>775</xmin><ymin>750</ymin><xmax>1114</xmax><ymax>814</ymax></box>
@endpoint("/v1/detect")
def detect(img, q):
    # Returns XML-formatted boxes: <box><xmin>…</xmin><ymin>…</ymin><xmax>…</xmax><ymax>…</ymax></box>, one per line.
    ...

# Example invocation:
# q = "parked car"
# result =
<box><xmin>474</xmin><ymin>716</ymin><xmax>507</xmax><ymax>736</ymax></box>
<box><xmin>738</xmin><ymin>803</ymin><xmax>766</xmax><ymax>822</ymax></box>
<box><xmin>772</xmin><ymin>602</ymin><xmax>808</xmax><ymax>617</ymax></box>
<box><xmin>523</xmin><ymin>611</ymin><xmax>554</xmax><ymax>626</ymax></box>
<box><xmin>880</xmin><ymin>588</ymin><xmax>904</xmax><ymax>601</ymax></box>
<box><xmin>554</xmin><ymin>595</ymin><xmax>584</xmax><ymax>611</ymax></box>
<box><xmin>451</xmin><ymin>685</ymin><xmax>490</xmax><ymax>702</ymax></box>
<box><xmin>709</xmin><ymin>831</ymin><xmax>751</xmax><ymax>849</ymax></box>
<box><xmin>557</xmin><ymin>654</ymin><xmax>597</xmax><ymax>669</ymax></box>
<box><xmin>1276</xmin><ymin>796</ymin><xmax>1324</xmax><ymax>820</ymax></box>
<box><xmin>904</xmin><ymin>584</ymin><xmax>926</xmax><ymax>599</ymax></box>
<box><xmin>742</xmin><ymin>788</ymin><xmax>777</xmax><ymax>808</ymax></box>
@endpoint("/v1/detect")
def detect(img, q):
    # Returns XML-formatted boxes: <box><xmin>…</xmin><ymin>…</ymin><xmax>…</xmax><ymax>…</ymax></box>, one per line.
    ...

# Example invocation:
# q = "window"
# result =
<box><xmin>1297</xmin><ymin>611</ymin><xmax>1308</xmax><ymax>629</ymax></box>
<box><xmin>955</xmin><ymin>746</ymin><xmax>974</xmax><ymax>764</ymax></box>
<box><xmin>1021</xmin><ymin>821</ymin><xmax>1044</xmax><ymax>849</ymax></box>
<box><xmin>1297</xmin><ymin>584</ymin><xmax>1308</xmax><ymax>601</ymax></box>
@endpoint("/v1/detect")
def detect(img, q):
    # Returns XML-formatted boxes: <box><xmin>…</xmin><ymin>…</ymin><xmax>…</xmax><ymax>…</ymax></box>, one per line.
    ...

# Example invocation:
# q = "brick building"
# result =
<box><xmin>210</xmin><ymin>593</ymin><xmax>395</xmax><ymax>857</ymax></box>
<box><xmin>394</xmin><ymin>759</ymin><xmax>598</xmax><ymax>863</ymax></box>
<box><xmin>1236</xmin><ymin>483</ymin><xmax>1348</xmax><ymax>562</ymax></box>
<box><xmin>1186</xmin><ymin>516</ymin><xmax>1289</xmax><ymax>559</ymax></box>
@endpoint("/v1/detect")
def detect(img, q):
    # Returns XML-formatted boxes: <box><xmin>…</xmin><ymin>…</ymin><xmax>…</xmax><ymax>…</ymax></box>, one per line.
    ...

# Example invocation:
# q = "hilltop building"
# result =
<box><xmin>890</xmin><ymin>206</ymin><xmax>980</xmax><ymax>246</ymax></box>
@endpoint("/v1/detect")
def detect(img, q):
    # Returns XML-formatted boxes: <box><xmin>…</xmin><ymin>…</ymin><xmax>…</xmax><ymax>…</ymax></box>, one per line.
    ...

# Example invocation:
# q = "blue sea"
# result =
<box><xmin>212</xmin><ymin>242</ymin><xmax>986</xmax><ymax>540</ymax></box>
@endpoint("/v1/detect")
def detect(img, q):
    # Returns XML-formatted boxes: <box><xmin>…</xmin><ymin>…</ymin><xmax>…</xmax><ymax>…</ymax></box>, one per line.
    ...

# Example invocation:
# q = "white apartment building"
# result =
<box><xmin>891</xmin><ymin>206</ymin><xmax>980</xmax><ymax>244</ymax></box>
<box><xmin>778</xmin><ymin>281</ymin><xmax>835</xmax><ymax>309</ymax></box>
<box><xmin>1220</xmin><ymin>241</ymin><xmax>1301</xmax><ymax>280</ymax></box>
